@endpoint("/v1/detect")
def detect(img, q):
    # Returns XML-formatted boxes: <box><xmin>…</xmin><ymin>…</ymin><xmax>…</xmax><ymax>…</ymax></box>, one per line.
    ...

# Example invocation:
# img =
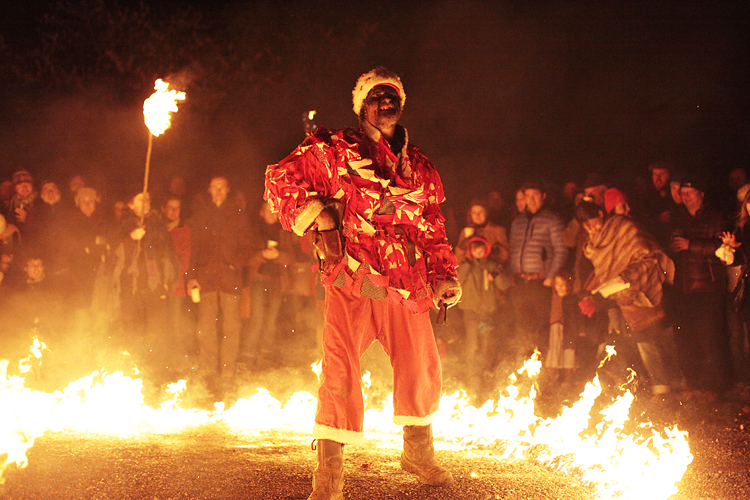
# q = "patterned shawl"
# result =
<box><xmin>584</xmin><ymin>215</ymin><xmax>674</xmax><ymax>308</ymax></box>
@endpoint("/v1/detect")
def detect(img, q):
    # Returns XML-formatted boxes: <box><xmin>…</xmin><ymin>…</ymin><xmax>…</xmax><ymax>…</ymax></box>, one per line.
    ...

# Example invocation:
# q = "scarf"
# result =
<box><xmin>584</xmin><ymin>215</ymin><xmax>674</xmax><ymax>309</ymax></box>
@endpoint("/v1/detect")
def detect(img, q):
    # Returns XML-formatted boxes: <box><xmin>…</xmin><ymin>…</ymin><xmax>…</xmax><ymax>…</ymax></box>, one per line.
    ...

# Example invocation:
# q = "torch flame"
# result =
<box><xmin>143</xmin><ymin>79</ymin><xmax>186</xmax><ymax>137</ymax></box>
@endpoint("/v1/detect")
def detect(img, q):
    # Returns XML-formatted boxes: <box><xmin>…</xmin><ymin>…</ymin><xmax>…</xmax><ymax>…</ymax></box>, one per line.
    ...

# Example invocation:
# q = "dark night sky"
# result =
<box><xmin>0</xmin><ymin>1</ymin><xmax>749</xmax><ymax>211</ymax></box>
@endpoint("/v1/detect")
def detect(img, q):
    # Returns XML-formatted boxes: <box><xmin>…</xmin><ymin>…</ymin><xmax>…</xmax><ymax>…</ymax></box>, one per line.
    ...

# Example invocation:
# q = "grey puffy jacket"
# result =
<box><xmin>508</xmin><ymin>208</ymin><xmax>568</xmax><ymax>278</ymax></box>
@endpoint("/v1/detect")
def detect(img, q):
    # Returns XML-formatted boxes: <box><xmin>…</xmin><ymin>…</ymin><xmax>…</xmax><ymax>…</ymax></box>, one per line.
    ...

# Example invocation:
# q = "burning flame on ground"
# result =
<box><xmin>1</xmin><ymin>341</ymin><xmax>692</xmax><ymax>499</ymax></box>
<box><xmin>143</xmin><ymin>79</ymin><xmax>186</xmax><ymax>137</ymax></box>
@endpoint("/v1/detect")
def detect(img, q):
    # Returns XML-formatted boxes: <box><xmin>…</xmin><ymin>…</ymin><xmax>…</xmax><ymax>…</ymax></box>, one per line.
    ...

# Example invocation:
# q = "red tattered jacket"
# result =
<box><xmin>264</xmin><ymin>125</ymin><xmax>457</xmax><ymax>313</ymax></box>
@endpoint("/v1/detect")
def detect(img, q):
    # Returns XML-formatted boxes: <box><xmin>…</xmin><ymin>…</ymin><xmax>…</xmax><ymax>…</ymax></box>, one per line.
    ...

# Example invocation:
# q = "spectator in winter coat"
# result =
<box><xmin>113</xmin><ymin>191</ymin><xmax>179</xmax><ymax>361</ymax></box>
<box><xmin>457</xmin><ymin>237</ymin><xmax>508</xmax><ymax>377</ymax></box>
<box><xmin>508</xmin><ymin>180</ymin><xmax>568</xmax><ymax>360</ymax></box>
<box><xmin>186</xmin><ymin>176</ymin><xmax>251</xmax><ymax>390</ymax></box>
<box><xmin>243</xmin><ymin>201</ymin><xmax>291</xmax><ymax>368</ymax></box>
<box><xmin>0</xmin><ymin>252</ymin><xmax>66</xmax><ymax>366</ymax></box>
<box><xmin>576</xmin><ymin>199</ymin><xmax>677</xmax><ymax>399</ymax></box>
<box><xmin>633</xmin><ymin>162</ymin><xmax>679</xmax><ymax>249</ymax></box>
<box><xmin>669</xmin><ymin>177</ymin><xmax>731</xmax><ymax>397</ymax></box>
<box><xmin>455</xmin><ymin>199</ymin><xmax>508</xmax><ymax>265</ymax></box>
<box><xmin>7</xmin><ymin>169</ymin><xmax>37</xmax><ymax>232</ymax></box>
<box><xmin>162</xmin><ymin>195</ymin><xmax>193</xmax><ymax>372</ymax></box>
<box><xmin>63</xmin><ymin>187</ymin><xmax>109</xmax><ymax>314</ymax></box>
<box><xmin>23</xmin><ymin>181</ymin><xmax>67</xmax><ymax>281</ymax></box>
<box><xmin>717</xmin><ymin>187</ymin><xmax>750</xmax><ymax>399</ymax></box>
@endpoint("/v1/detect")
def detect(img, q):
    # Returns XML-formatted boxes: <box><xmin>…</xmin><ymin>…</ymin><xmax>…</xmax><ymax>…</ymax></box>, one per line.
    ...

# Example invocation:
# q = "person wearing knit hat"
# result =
<box><xmin>12</xmin><ymin>169</ymin><xmax>33</xmax><ymax>187</ymax></box>
<box><xmin>265</xmin><ymin>67</ymin><xmax>459</xmax><ymax>498</ymax></box>
<box><xmin>75</xmin><ymin>187</ymin><xmax>101</xmax><ymax>218</ymax></box>
<box><xmin>74</xmin><ymin>186</ymin><xmax>101</xmax><ymax>205</ymax></box>
<box><xmin>8</xmin><ymin>169</ymin><xmax>37</xmax><ymax>229</ymax></box>
<box><xmin>669</xmin><ymin>172</ymin><xmax>731</xmax><ymax>396</ymax></box>
<box><xmin>582</xmin><ymin>173</ymin><xmax>608</xmax><ymax>208</ymax></box>
<box><xmin>604</xmin><ymin>187</ymin><xmax>630</xmax><ymax>216</ymax></box>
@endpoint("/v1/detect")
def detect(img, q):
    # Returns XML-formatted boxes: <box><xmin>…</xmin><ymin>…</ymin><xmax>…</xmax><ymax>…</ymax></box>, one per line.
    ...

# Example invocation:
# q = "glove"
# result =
<box><xmin>312</xmin><ymin>228</ymin><xmax>344</xmax><ymax>273</ymax></box>
<box><xmin>434</xmin><ymin>279</ymin><xmax>462</xmax><ymax>308</ymax></box>
<box><xmin>578</xmin><ymin>296</ymin><xmax>596</xmax><ymax>317</ymax></box>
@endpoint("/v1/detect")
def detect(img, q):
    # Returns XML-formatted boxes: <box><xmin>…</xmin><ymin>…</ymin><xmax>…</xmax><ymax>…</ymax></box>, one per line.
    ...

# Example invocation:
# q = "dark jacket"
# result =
<box><xmin>113</xmin><ymin>210</ymin><xmax>178</xmax><ymax>297</ymax></box>
<box><xmin>457</xmin><ymin>257</ymin><xmax>506</xmax><ymax>315</ymax></box>
<box><xmin>670</xmin><ymin>204</ymin><xmax>727</xmax><ymax>294</ymax></box>
<box><xmin>508</xmin><ymin>208</ymin><xmax>567</xmax><ymax>278</ymax></box>
<box><xmin>62</xmin><ymin>209</ymin><xmax>109</xmax><ymax>307</ymax></box>
<box><xmin>187</xmin><ymin>200</ymin><xmax>251</xmax><ymax>294</ymax></box>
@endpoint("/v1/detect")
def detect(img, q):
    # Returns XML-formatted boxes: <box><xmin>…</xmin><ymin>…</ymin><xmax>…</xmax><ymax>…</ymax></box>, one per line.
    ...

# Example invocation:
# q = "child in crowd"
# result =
<box><xmin>545</xmin><ymin>271</ymin><xmax>581</xmax><ymax>391</ymax></box>
<box><xmin>457</xmin><ymin>237</ymin><xmax>509</xmax><ymax>377</ymax></box>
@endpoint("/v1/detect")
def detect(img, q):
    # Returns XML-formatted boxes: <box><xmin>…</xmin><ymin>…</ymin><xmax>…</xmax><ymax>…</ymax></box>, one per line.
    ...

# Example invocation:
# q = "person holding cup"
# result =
<box><xmin>186</xmin><ymin>175</ymin><xmax>251</xmax><ymax>395</ymax></box>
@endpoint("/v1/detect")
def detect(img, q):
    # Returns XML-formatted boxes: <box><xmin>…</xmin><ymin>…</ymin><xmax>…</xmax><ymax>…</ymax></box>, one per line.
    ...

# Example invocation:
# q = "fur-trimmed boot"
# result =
<box><xmin>400</xmin><ymin>425</ymin><xmax>454</xmax><ymax>486</ymax></box>
<box><xmin>308</xmin><ymin>439</ymin><xmax>345</xmax><ymax>500</ymax></box>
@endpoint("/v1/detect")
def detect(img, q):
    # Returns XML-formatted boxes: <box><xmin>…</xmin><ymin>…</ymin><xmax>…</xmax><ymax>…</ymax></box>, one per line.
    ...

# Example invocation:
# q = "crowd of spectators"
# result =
<box><xmin>0</xmin><ymin>168</ymin><xmax>321</xmax><ymax>396</ymax></box>
<box><xmin>1</xmin><ymin>162</ymin><xmax>749</xmax><ymax>405</ymax></box>
<box><xmin>445</xmin><ymin>163</ymin><xmax>750</xmax><ymax>404</ymax></box>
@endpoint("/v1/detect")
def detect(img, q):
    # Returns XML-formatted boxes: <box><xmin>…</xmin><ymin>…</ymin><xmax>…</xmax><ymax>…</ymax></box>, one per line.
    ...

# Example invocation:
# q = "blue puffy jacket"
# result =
<box><xmin>508</xmin><ymin>208</ymin><xmax>567</xmax><ymax>278</ymax></box>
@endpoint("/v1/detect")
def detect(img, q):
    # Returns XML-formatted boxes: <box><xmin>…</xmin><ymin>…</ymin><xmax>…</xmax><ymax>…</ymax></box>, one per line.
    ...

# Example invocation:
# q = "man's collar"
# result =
<box><xmin>360</xmin><ymin>121</ymin><xmax>407</xmax><ymax>154</ymax></box>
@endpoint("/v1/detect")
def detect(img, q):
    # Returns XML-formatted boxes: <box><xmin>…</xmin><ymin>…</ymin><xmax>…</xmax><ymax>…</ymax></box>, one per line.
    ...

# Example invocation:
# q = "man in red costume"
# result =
<box><xmin>265</xmin><ymin>67</ymin><xmax>461</xmax><ymax>499</ymax></box>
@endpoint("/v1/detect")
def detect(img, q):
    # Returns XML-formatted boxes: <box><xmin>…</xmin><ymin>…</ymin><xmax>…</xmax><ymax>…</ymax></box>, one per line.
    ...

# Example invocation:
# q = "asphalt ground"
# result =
<box><xmin>3</xmin><ymin>328</ymin><xmax>750</xmax><ymax>499</ymax></box>
<box><xmin>2</xmin><ymin>388</ymin><xmax>750</xmax><ymax>500</ymax></box>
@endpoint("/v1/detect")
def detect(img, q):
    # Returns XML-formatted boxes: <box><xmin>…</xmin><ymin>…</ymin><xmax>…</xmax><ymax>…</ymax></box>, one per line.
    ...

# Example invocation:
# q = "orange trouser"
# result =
<box><xmin>313</xmin><ymin>285</ymin><xmax>442</xmax><ymax>445</ymax></box>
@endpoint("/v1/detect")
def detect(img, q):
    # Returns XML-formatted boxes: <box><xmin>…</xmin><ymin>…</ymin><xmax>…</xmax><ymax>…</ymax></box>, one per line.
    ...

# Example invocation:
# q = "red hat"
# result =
<box><xmin>466</xmin><ymin>236</ymin><xmax>491</xmax><ymax>260</ymax></box>
<box><xmin>604</xmin><ymin>188</ymin><xmax>628</xmax><ymax>214</ymax></box>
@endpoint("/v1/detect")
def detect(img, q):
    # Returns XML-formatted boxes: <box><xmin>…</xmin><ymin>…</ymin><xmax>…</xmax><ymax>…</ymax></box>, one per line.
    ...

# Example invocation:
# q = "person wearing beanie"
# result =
<box><xmin>265</xmin><ymin>67</ymin><xmax>459</xmax><ymax>498</ymax></box>
<box><xmin>668</xmin><ymin>174</ymin><xmax>731</xmax><ymax>397</ymax></box>
<box><xmin>7</xmin><ymin>169</ymin><xmax>37</xmax><ymax>231</ymax></box>
<box><xmin>603</xmin><ymin>187</ymin><xmax>630</xmax><ymax>216</ymax></box>
<box><xmin>582</xmin><ymin>173</ymin><xmax>608</xmax><ymax>209</ymax></box>
<box><xmin>457</xmin><ymin>236</ymin><xmax>509</xmax><ymax>386</ymax></box>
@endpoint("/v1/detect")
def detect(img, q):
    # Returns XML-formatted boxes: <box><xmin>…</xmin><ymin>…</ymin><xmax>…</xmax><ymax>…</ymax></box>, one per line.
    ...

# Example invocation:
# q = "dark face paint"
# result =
<box><xmin>364</xmin><ymin>84</ymin><xmax>401</xmax><ymax>116</ymax></box>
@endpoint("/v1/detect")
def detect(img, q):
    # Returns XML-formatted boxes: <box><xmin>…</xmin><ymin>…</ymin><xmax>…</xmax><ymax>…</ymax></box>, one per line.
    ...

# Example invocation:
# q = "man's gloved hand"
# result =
<box><xmin>434</xmin><ymin>279</ymin><xmax>462</xmax><ymax>308</ymax></box>
<box><xmin>312</xmin><ymin>228</ymin><xmax>344</xmax><ymax>273</ymax></box>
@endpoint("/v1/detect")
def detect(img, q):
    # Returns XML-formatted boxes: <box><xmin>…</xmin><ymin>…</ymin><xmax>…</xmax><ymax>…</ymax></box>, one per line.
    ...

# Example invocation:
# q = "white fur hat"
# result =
<box><xmin>352</xmin><ymin>67</ymin><xmax>406</xmax><ymax>116</ymax></box>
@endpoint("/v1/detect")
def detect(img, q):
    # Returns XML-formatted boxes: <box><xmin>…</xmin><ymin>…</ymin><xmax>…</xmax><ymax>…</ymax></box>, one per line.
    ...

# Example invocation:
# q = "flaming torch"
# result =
<box><xmin>141</xmin><ymin>78</ymin><xmax>186</xmax><ymax>208</ymax></box>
